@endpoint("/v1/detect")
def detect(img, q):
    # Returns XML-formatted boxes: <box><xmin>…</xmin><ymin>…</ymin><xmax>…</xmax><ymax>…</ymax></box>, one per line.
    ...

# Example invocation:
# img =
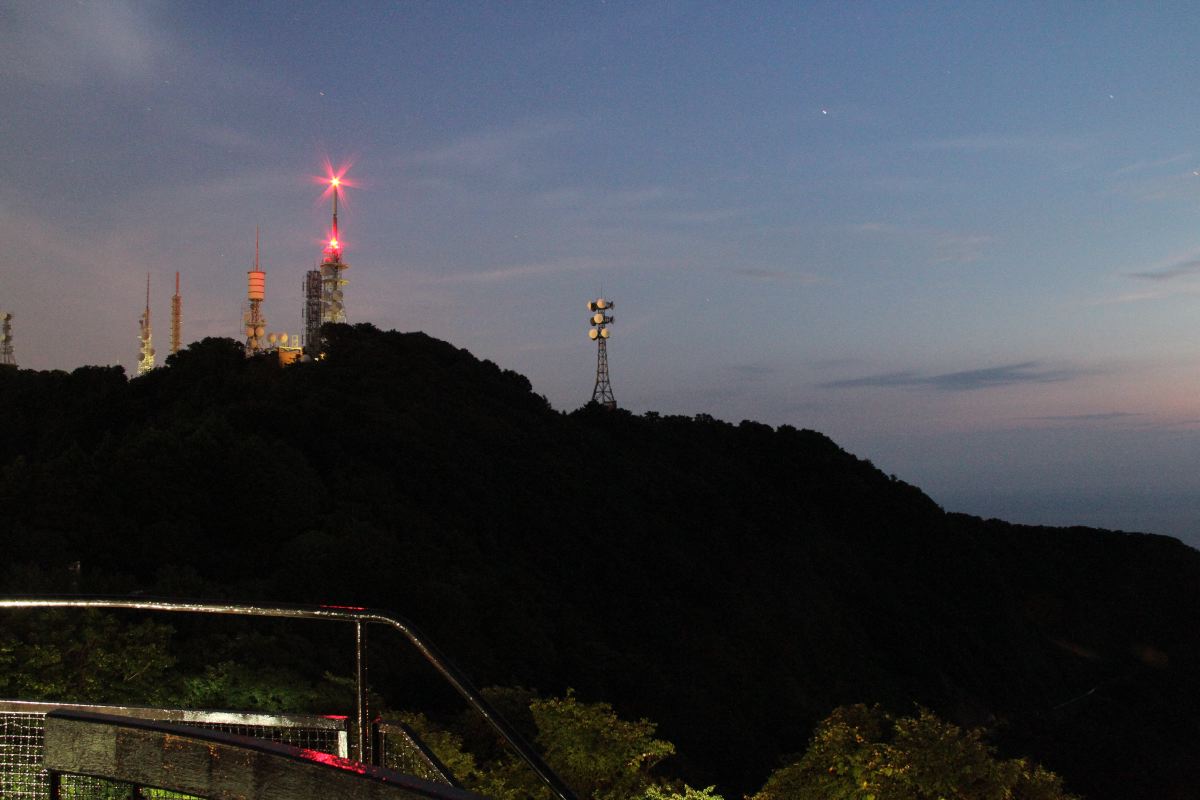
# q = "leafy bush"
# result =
<box><xmin>751</xmin><ymin>704</ymin><xmax>1077</xmax><ymax>800</ymax></box>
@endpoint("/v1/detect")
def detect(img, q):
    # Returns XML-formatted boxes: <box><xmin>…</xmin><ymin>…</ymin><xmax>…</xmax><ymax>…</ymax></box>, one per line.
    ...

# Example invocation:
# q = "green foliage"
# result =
<box><xmin>751</xmin><ymin>704</ymin><xmax>1077</xmax><ymax>800</ymax></box>
<box><xmin>530</xmin><ymin>691</ymin><xmax>675</xmax><ymax>800</ymax></box>
<box><xmin>389</xmin><ymin>688</ymin><xmax>712</xmax><ymax>800</ymax></box>
<box><xmin>390</xmin><ymin>710</ymin><xmax>482</xmax><ymax>784</ymax></box>
<box><xmin>637</xmin><ymin>785</ymin><xmax>724</xmax><ymax>800</ymax></box>
<box><xmin>0</xmin><ymin>611</ymin><xmax>175</xmax><ymax>704</ymax></box>
<box><xmin>173</xmin><ymin>660</ymin><xmax>327</xmax><ymax>713</ymax></box>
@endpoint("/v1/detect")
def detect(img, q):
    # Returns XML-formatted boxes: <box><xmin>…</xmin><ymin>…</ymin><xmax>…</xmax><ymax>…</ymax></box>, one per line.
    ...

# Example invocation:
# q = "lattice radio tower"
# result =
<box><xmin>320</xmin><ymin>174</ymin><xmax>349</xmax><ymax>326</ymax></box>
<box><xmin>137</xmin><ymin>274</ymin><xmax>155</xmax><ymax>376</ymax></box>
<box><xmin>170</xmin><ymin>271</ymin><xmax>182</xmax><ymax>356</ymax></box>
<box><xmin>0</xmin><ymin>312</ymin><xmax>14</xmax><ymax>367</ymax></box>
<box><xmin>244</xmin><ymin>227</ymin><xmax>267</xmax><ymax>355</ymax></box>
<box><xmin>587</xmin><ymin>297</ymin><xmax>616</xmax><ymax>408</ymax></box>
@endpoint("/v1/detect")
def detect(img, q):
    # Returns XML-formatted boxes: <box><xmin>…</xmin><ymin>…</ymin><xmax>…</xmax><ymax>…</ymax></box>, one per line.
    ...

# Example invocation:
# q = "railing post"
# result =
<box><xmin>355</xmin><ymin>618</ymin><xmax>371</xmax><ymax>764</ymax></box>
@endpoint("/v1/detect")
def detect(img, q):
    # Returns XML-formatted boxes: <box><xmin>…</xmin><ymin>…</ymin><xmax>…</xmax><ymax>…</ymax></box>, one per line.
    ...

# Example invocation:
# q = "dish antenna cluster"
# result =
<box><xmin>0</xmin><ymin>312</ymin><xmax>14</xmax><ymax>368</ymax></box>
<box><xmin>587</xmin><ymin>298</ymin><xmax>616</xmax><ymax>409</ymax></box>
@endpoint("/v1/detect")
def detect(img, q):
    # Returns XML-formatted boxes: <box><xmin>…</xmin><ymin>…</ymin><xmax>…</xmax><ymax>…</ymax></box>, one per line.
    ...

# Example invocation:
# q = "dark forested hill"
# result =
<box><xmin>2</xmin><ymin>323</ymin><xmax>1199</xmax><ymax>799</ymax></box>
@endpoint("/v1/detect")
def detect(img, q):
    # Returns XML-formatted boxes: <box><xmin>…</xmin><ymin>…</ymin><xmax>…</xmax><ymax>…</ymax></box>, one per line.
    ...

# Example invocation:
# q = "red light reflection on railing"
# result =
<box><xmin>299</xmin><ymin>748</ymin><xmax>369</xmax><ymax>775</ymax></box>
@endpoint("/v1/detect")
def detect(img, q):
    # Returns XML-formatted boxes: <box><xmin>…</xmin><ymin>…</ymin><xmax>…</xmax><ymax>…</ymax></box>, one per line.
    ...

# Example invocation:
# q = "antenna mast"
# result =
<box><xmin>137</xmin><ymin>274</ymin><xmax>155</xmax><ymax>375</ymax></box>
<box><xmin>170</xmin><ymin>271</ymin><xmax>182</xmax><ymax>355</ymax></box>
<box><xmin>587</xmin><ymin>297</ymin><xmax>616</xmax><ymax>409</ymax></box>
<box><xmin>244</xmin><ymin>226</ymin><xmax>267</xmax><ymax>355</ymax></box>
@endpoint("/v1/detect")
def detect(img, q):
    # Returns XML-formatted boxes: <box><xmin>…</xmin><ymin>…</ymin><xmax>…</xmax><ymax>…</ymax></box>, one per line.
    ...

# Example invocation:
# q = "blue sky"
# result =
<box><xmin>4</xmin><ymin>2</ymin><xmax>1200</xmax><ymax>544</ymax></box>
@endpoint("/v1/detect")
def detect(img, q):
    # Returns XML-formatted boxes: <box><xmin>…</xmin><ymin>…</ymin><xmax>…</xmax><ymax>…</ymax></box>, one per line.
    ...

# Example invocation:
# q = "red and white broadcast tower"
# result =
<box><xmin>244</xmin><ymin>227</ymin><xmax>267</xmax><ymax>355</ymax></box>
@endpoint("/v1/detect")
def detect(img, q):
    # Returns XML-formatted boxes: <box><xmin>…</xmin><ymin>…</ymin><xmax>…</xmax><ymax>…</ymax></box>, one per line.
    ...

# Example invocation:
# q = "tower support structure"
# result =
<box><xmin>587</xmin><ymin>298</ymin><xmax>616</xmax><ymax>408</ymax></box>
<box><xmin>303</xmin><ymin>269</ymin><xmax>322</xmax><ymax>355</ymax></box>
<box><xmin>0</xmin><ymin>312</ymin><xmax>14</xmax><ymax>368</ymax></box>
<box><xmin>137</xmin><ymin>274</ymin><xmax>155</xmax><ymax>376</ymax></box>
<box><xmin>170</xmin><ymin>271</ymin><xmax>182</xmax><ymax>355</ymax></box>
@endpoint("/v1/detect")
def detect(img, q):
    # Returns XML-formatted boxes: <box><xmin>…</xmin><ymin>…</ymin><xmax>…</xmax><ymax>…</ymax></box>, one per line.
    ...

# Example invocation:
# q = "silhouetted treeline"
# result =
<box><xmin>1</xmin><ymin>323</ymin><xmax>1199</xmax><ymax>800</ymax></box>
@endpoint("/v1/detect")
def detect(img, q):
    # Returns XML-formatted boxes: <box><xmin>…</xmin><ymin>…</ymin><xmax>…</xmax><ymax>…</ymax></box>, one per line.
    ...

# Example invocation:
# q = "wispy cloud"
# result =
<box><xmin>933</xmin><ymin>234</ymin><xmax>993</xmax><ymax>264</ymax></box>
<box><xmin>806</xmin><ymin>356</ymin><xmax>867</xmax><ymax>370</ymax></box>
<box><xmin>912</xmin><ymin>134</ymin><xmax>1086</xmax><ymax>154</ymax></box>
<box><xmin>1023</xmin><ymin>411</ymin><xmax>1141</xmax><ymax>422</ymax></box>
<box><xmin>534</xmin><ymin>185</ymin><xmax>675</xmax><ymax>213</ymax></box>
<box><xmin>731</xmin><ymin>268</ymin><xmax>823</xmax><ymax>284</ymax></box>
<box><xmin>820</xmin><ymin>362</ymin><xmax>1080</xmax><ymax>391</ymax></box>
<box><xmin>402</xmin><ymin>120</ymin><xmax>573</xmax><ymax>171</ymax></box>
<box><xmin>851</xmin><ymin>222</ymin><xmax>901</xmax><ymax>234</ymax></box>
<box><xmin>662</xmin><ymin>208</ymin><xmax>749</xmax><ymax>225</ymax></box>
<box><xmin>188</xmin><ymin>124</ymin><xmax>274</xmax><ymax>154</ymax></box>
<box><xmin>412</xmin><ymin>257</ymin><xmax>612</xmax><ymax>285</ymax></box>
<box><xmin>1083</xmin><ymin>289</ymin><xmax>1171</xmax><ymax>306</ymax></box>
<box><xmin>0</xmin><ymin>2</ymin><xmax>159</xmax><ymax>87</ymax></box>
<box><xmin>1091</xmin><ymin>249</ymin><xmax>1200</xmax><ymax>304</ymax></box>
<box><xmin>1112</xmin><ymin>153</ymin><xmax>1193</xmax><ymax>176</ymax></box>
<box><xmin>852</xmin><ymin>221</ymin><xmax>993</xmax><ymax>264</ymax></box>
<box><xmin>1129</xmin><ymin>257</ymin><xmax>1200</xmax><ymax>282</ymax></box>
<box><xmin>726</xmin><ymin>363</ymin><xmax>776</xmax><ymax>378</ymax></box>
<box><xmin>1107</xmin><ymin>162</ymin><xmax>1200</xmax><ymax>204</ymax></box>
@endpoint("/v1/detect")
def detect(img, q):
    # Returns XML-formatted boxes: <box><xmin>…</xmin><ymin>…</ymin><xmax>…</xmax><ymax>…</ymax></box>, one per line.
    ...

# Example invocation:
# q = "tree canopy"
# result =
<box><xmin>2</xmin><ymin>323</ymin><xmax>1199</xmax><ymax>798</ymax></box>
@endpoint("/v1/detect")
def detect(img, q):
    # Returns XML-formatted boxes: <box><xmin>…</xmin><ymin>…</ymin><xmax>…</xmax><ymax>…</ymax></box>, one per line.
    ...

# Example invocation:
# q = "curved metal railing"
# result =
<box><xmin>0</xmin><ymin>596</ymin><xmax>577</xmax><ymax>800</ymax></box>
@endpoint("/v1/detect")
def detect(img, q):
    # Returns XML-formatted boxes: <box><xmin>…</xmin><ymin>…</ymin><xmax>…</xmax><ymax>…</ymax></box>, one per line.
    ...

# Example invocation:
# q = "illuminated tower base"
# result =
<box><xmin>592</xmin><ymin>338</ymin><xmax>616</xmax><ymax>408</ymax></box>
<box><xmin>244</xmin><ymin>299</ymin><xmax>266</xmax><ymax>354</ymax></box>
<box><xmin>320</xmin><ymin>261</ymin><xmax>348</xmax><ymax>324</ymax></box>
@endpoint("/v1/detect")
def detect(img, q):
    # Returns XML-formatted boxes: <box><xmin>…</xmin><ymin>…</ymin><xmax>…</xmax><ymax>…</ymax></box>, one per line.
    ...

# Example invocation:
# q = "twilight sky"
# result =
<box><xmin>4</xmin><ymin>2</ymin><xmax>1200</xmax><ymax>545</ymax></box>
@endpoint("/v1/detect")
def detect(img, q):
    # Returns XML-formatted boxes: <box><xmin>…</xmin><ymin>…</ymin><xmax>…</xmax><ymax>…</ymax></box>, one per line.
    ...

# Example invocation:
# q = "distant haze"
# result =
<box><xmin>850</xmin><ymin>427</ymin><xmax>1200</xmax><ymax>550</ymax></box>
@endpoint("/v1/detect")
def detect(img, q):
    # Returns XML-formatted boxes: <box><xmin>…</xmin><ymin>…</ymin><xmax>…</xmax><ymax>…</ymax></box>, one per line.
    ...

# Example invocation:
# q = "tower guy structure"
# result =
<box><xmin>137</xmin><ymin>274</ymin><xmax>155</xmax><ymax>376</ymax></box>
<box><xmin>305</xmin><ymin>173</ymin><xmax>350</xmax><ymax>357</ymax></box>
<box><xmin>0</xmin><ymin>312</ymin><xmax>14</xmax><ymax>368</ymax></box>
<box><xmin>244</xmin><ymin>228</ymin><xmax>267</xmax><ymax>355</ymax></box>
<box><xmin>170</xmin><ymin>271</ymin><xmax>182</xmax><ymax>356</ymax></box>
<box><xmin>587</xmin><ymin>298</ymin><xmax>616</xmax><ymax>409</ymax></box>
<box><xmin>302</xmin><ymin>269</ymin><xmax>322</xmax><ymax>357</ymax></box>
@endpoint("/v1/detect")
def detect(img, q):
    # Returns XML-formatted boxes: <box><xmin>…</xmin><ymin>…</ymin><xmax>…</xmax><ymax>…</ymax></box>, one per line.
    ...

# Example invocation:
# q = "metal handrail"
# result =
<box><xmin>0</xmin><ymin>595</ymin><xmax>577</xmax><ymax>800</ymax></box>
